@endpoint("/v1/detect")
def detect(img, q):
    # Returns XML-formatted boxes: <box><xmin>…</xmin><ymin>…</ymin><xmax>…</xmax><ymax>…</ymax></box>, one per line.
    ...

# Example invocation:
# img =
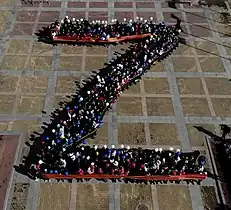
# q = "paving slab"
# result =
<box><xmin>6</xmin><ymin>40</ymin><xmax>32</xmax><ymax>55</ymax></box>
<box><xmin>201</xmin><ymin>186</ymin><xmax>218</xmax><ymax>209</ymax></box>
<box><xmin>0</xmin><ymin>75</ymin><xmax>19</xmax><ymax>93</ymax></box>
<box><xmin>120</xmin><ymin>184</ymin><xmax>152</xmax><ymax>210</ymax></box>
<box><xmin>146</xmin><ymin>97</ymin><xmax>174</xmax><ymax>116</ymax></box>
<box><xmin>212</xmin><ymin>98</ymin><xmax>231</xmax><ymax>116</ymax></box>
<box><xmin>19</xmin><ymin>76</ymin><xmax>48</xmax><ymax>94</ymax></box>
<box><xmin>177</xmin><ymin>77</ymin><xmax>205</xmax><ymax>95</ymax></box>
<box><xmin>76</xmin><ymin>184</ymin><xmax>109</xmax><ymax>210</ymax></box>
<box><xmin>117</xmin><ymin>96</ymin><xmax>143</xmax><ymax>116</ymax></box>
<box><xmin>205</xmin><ymin>78</ymin><xmax>231</xmax><ymax>95</ymax></box>
<box><xmin>149</xmin><ymin>123</ymin><xmax>180</xmax><ymax>146</ymax></box>
<box><xmin>118</xmin><ymin>123</ymin><xmax>146</xmax><ymax>145</ymax></box>
<box><xmin>59</xmin><ymin>56</ymin><xmax>82</xmax><ymax>71</ymax></box>
<box><xmin>143</xmin><ymin>78</ymin><xmax>169</xmax><ymax>94</ymax></box>
<box><xmin>39</xmin><ymin>183</ymin><xmax>71</xmax><ymax>210</ymax></box>
<box><xmin>55</xmin><ymin>76</ymin><xmax>80</xmax><ymax>93</ymax></box>
<box><xmin>157</xmin><ymin>185</ymin><xmax>192</xmax><ymax>210</ymax></box>
<box><xmin>1</xmin><ymin>56</ymin><xmax>27</xmax><ymax>70</ymax></box>
<box><xmin>181</xmin><ymin>98</ymin><xmax>211</xmax><ymax>117</ymax></box>
<box><xmin>85</xmin><ymin>56</ymin><xmax>108</xmax><ymax>72</ymax></box>
<box><xmin>17</xmin><ymin>96</ymin><xmax>45</xmax><ymax>115</ymax></box>
<box><xmin>172</xmin><ymin>57</ymin><xmax>198</xmax><ymax>72</ymax></box>
<box><xmin>198</xmin><ymin>57</ymin><xmax>226</xmax><ymax>72</ymax></box>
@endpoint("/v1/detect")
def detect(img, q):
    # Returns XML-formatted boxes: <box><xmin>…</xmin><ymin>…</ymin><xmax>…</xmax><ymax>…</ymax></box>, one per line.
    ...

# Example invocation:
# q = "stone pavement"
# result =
<box><xmin>0</xmin><ymin>0</ymin><xmax>231</xmax><ymax>209</ymax></box>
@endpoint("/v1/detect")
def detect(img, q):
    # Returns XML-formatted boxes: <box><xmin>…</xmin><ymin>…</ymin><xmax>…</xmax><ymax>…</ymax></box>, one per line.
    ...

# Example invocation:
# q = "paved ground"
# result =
<box><xmin>1</xmin><ymin>0</ymin><xmax>231</xmax><ymax>209</ymax></box>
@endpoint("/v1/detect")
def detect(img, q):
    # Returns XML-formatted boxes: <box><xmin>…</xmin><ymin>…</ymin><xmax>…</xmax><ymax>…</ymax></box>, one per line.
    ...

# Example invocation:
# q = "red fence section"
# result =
<box><xmin>53</xmin><ymin>34</ymin><xmax>151</xmax><ymax>43</ymax></box>
<box><xmin>42</xmin><ymin>173</ymin><xmax>207</xmax><ymax>181</ymax></box>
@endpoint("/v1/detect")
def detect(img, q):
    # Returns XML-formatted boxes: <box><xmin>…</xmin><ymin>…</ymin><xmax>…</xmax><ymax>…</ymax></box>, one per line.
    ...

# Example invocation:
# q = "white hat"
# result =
<box><xmin>176</xmin><ymin>149</ymin><xmax>181</xmax><ymax>152</ymax></box>
<box><xmin>80</xmin><ymin>18</ymin><xmax>83</xmax><ymax>21</ymax></box>
<box><xmin>111</xmin><ymin>145</ymin><xmax>115</xmax><ymax>149</ymax></box>
<box><xmin>155</xmin><ymin>148</ymin><xmax>159</xmax><ymax>152</ymax></box>
<box><xmin>38</xmin><ymin>160</ymin><xmax>44</xmax><ymax>164</ymax></box>
<box><xmin>121</xmin><ymin>144</ymin><xmax>124</xmax><ymax>149</ymax></box>
<box><xmin>169</xmin><ymin>147</ymin><xmax>174</xmax><ymax>151</ymax></box>
<box><xmin>123</xmin><ymin>18</ymin><xmax>126</xmax><ymax>22</ymax></box>
<box><xmin>91</xmin><ymin>162</ymin><xmax>94</xmax><ymax>166</ymax></box>
<box><xmin>65</xmin><ymin>16</ymin><xmax>68</xmax><ymax>19</ymax></box>
<box><xmin>81</xmin><ymin>147</ymin><xmax>84</xmax><ymax>150</ymax></box>
<box><xmin>127</xmin><ymin>146</ymin><xmax>130</xmax><ymax>150</ymax></box>
<box><xmin>103</xmin><ymin>145</ymin><xmax>107</xmax><ymax>149</ymax></box>
<box><xmin>94</xmin><ymin>145</ymin><xmax>98</xmax><ymax>150</ymax></box>
<box><xmin>52</xmin><ymin>129</ymin><xmax>55</xmax><ymax>133</ymax></box>
<box><xmin>61</xmin><ymin>20</ymin><xmax>64</xmax><ymax>23</ymax></box>
<box><xmin>86</xmin><ymin>156</ymin><xmax>90</xmax><ymax>160</ymax></box>
<box><xmin>87</xmin><ymin>91</ymin><xmax>90</xmax><ymax>94</ymax></box>
<box><xmin>159</xmin><ymin>148</ymin><xmax>163</xmax><ymax>152</ymax></box>
<box><xmin>106</xmin><ymin>102</ymin><xmax>109</xmax><ymax>106</ymax></box>
<box><xmin>72</xmin><ymin>18</ymin><xmax>75</xmax><ymax>21</ymax></box>
<box><xmin>80</xmin><ymin>97</ymin><xmax>83</xmax><ymax>101</ymax></box>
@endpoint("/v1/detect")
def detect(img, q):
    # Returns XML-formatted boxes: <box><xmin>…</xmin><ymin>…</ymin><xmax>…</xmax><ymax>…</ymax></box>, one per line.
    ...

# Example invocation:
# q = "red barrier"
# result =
<box><xmin>42</xmin><ymin>173</ymin><xmax>207</xmax><ymax>181</ymax></box>
<box><xmin>52</xmin><ymin>34</ymin><xmax>151</xmax><ymax>43</ymax></box>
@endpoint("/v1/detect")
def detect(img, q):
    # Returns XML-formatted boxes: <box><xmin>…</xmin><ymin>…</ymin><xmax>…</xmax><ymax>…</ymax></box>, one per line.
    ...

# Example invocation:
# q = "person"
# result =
<box><xmin>220</xmin><ymin>124</ymin><xmax>231</xmax><ymax>139</ymax></box>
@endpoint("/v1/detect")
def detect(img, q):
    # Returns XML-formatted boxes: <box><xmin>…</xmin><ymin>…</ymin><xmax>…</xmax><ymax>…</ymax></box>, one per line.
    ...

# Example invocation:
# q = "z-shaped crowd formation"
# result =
<box><xmin>20</xmin><ymin>16</ymin><xmax>208</xmax><ymax>183</ymax></box>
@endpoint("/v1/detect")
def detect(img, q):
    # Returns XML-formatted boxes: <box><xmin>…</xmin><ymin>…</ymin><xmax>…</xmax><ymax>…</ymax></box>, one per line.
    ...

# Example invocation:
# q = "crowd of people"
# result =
<box><xmin>42</xmin><ymin>17</ymin><xmax>181</xmax><ymax>147</ymax></box>
<box><xmin>21</xmin><ymin>16</ymin><xmax>192</xmax><ymax>182</ymax></box>
<box><xmin>30</xmin><ymin>145</ymin><xmax>207</xmax><ymax>180</ymax></box>
<box><xmin>49</xmin><ymin>14</ymin><xmax>181</xmax><ymax>41</ymax></box>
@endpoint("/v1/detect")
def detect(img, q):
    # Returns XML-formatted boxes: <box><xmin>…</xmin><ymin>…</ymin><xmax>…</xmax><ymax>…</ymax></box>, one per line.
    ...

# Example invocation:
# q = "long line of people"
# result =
<box><xmin>22</xmin><ymin>18</ymin><xmax>182</xmax><ymax>180</ymax></box>
<box><xmin>31</xmin><ymin>144</ymin><xmax>207</xmax><ymax>180</ymax></box>
<box><xmin>50</xmin><ymin>16</ymin><xmax>162</xmax><ymax>40</ymax></box>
